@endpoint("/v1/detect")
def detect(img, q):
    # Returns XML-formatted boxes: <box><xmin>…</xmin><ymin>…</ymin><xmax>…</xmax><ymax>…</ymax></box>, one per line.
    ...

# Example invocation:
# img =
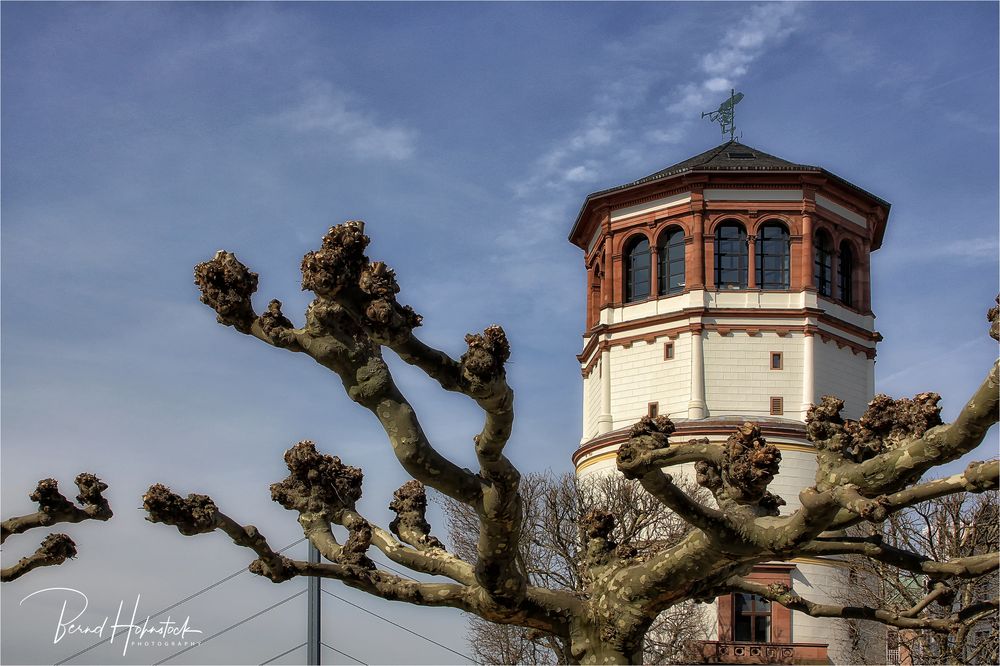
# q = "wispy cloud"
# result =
<box><xmin>889</xmin><ymin>236</ymin><xmax>1000</xmax><ymax>264</ymax></box>
<box><xmin>275</xmin><ymin>82</ymin><xmax>417</xmax><ymax>161</ymax></box>
<box><xmin>492</xmin><ymin>3</ymin><xmax>806</xmax><ymax>309</ymax></box>
<box><xmin>667</xmin><ymin>2</ymin><xmax>801</xmax><ymax>117</ymax></box>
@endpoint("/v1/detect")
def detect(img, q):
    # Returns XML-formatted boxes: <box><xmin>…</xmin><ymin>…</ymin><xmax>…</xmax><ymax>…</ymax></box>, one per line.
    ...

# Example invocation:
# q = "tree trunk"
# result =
<box><xmin>570</xmin><ymin>625</ymin><xmax>644</xmax><ymax>665</ymax></box>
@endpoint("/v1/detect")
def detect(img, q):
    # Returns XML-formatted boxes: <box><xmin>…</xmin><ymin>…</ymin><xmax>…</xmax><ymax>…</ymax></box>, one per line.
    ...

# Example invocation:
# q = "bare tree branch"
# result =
<box><xmin>729</xmin><ymin>577</ymin><xmax>998</xmax><ymax>633</ymax></box>
<box><xmin>1</xmin><ymin>474</ymin><xmax>112</xmax><ymax>582</ymax></box>
<box><xmin>2</xmin><ymin>474</ymin><xmax>112</xmax><ymax>543</ymax></box>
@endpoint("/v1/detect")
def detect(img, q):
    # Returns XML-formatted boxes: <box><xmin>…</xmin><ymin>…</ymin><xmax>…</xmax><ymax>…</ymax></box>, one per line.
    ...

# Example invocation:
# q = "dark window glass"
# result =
<box><xmin>839</xmin><ymin>242</ymin><xmax>854</xmax><ymax>306</ymax></box>
<box><xmin>771</xmin><ymin>352</ymin><xmax>782</xmax><ymax>370</ymax></box>
<box><xmin>734</xmin><ymin>593</ymin><xmax>772</xmax><ymax>643</ymax></box>
<box><xmin>625</xmin><ymin>237</ymin><xmax>650</xmax><ymax>303</ymax></box>
<box><xmin>715</xmin><ymin>222</ymin><xmax>747</xmax><ymax>289</ymax></box>
<box><xmin>814</xmin><ymin>232</ymin><xmax>833</xmax><ymax>296</ymax></box>
<box><xmin>756</xmin><ymin>223</ymin><xmax>790</xmax><ymax>290</ymax></box>
<box><xmin>657</xmin><ymin>228</ymin><xmax>686</xmax><ymax>295</ymax></box>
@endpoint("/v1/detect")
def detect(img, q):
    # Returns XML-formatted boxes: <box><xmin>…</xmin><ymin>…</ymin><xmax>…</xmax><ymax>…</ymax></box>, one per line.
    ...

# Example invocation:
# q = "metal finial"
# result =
<box><xmin>702</xmin><ymin>89</ymin><xmax>744</xmax><ymax>141</ymax></box>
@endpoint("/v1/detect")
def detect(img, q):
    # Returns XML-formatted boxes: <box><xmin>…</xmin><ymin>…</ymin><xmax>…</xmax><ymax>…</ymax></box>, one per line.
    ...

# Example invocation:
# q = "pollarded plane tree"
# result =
<box><xmin>144</xmin><ymin>221</ymin><xmax>1000</xmax><ymax>665</ymax></box>
<box><xmin>1</xmin><ymin>474</ymin><xmax>112</xmax><ymax>582</ymax></box>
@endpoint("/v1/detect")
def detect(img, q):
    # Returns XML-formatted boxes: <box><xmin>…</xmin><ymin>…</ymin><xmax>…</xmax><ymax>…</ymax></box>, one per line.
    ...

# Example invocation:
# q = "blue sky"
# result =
<box><xmin>2</xmin><ymin>2</ymin><xmax>997</xmax><ymax>664</ymax></box>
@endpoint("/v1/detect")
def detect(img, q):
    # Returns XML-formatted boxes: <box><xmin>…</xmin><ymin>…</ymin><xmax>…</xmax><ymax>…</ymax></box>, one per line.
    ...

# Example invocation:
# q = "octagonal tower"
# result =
<box><xmin>568</xmin><ymin>140</ymin><xmax>891</xmax><ymax>663</ymax></box>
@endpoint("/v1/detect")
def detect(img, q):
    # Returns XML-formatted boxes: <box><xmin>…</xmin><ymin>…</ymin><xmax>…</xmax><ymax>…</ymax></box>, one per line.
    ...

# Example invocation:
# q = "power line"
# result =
<box><xmin>321</xmin><ymin>589</ymin><xmax>476</xmax><ymax>663</ymax></box>
<box><xmin>57</xmin><ymin>537</ymin><xmax>306</xmax><ymax>664</ymax></box>
<box><xmin>155</xmin><ymin>589</ymin><xmax>306</xmax><ymax>665</ymax></box>
<box><xmin>321</xmin><ymin>641</ymin><xmax>367</xmax><ymax>665</ymax></box>
<box><xmin>260</xmin><ymin>641</ymin><xmax>306</xmax><ymax>665</ymax></box>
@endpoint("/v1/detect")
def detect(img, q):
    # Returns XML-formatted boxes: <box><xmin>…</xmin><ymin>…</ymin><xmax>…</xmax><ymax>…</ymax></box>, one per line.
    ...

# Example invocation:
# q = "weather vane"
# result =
<box><xmin>702</xmin><ymin>89</ymin><xmax>744</xmax><ymax>140</ymax></box>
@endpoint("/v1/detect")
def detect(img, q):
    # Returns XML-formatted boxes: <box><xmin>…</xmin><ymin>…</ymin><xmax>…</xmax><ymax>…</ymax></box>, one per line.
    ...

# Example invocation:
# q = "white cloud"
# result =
<box><xmin>276</xmin><ymin>83</ymin><xmax>417</xmax><ymax>161</ymax></box>
<box><xmin>704</xmin><ymin>77</ymin><xmax>734</xmax><ymax>93</ymax></box>
<box><xmin>888</xmin><ymin>236</ymin><xmax>1000</xmax><ymax>264</ymax></box>
<box><xmin>701</xmin><ymin>3</ymin><xmax>801</xmax><ymax>76</ymax></box>
<box><xmin>669</xmin><ymin>3</ymin><xmax>801</xmax><ymax>117</ymax></box>
<box><xmin>939</xmin><ymin>237</ymin><xmax>1000</xmax><ymax>261</ymax></box>
<box><xmin>563</xmin><ymin>164</ymin><xmax>598</xmax><ymax>183</ymax></box>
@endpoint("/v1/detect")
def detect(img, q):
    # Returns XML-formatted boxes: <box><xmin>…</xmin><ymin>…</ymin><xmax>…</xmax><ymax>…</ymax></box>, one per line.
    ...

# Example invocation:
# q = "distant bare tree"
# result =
<box><xmin>842</xmin><ymin>488</ymin><xmax>999</xmax><ymax>665</ymax></box>
<box><xmin>141</xmin><ymin>222</ymin><xmax>999</xmax><ymax>663</ymax></box>
<box><xmin>1</xmin><ymin>474</ymin><xmax>112</xmax><ymax>582</ymax></box>
<box><xmin>440</xmin><ymin>472</ymin><xmax>711</xmax><ymax>664</ymax></box>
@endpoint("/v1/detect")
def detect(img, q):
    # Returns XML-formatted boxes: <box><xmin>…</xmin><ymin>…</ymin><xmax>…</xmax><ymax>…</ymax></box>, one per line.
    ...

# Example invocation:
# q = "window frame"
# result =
<box><xmin>814</xmin><ymin>230</ymin><xmax>834</xmax><ymax>297</ymax></box>
<box><xmin>714</xmin><ymin>221</ymin><xmax>748</xmax><ymax>289</ymax></box>
<box><xmin>755</xmin><ymin>221</ymin><xmax>790</xmax><ymax>291</ymax></box>
<box><xmin>624</xmin><ymin>235</ymin><xmax>652</xmax><ymax>303</ymax></box>
<box><xmin>838</xmin><ymin>240</ymin><xmax>854</xmax><ymax>307</ymax></box>
<box><xmin>733</xmin><ymin>592</ymin><xmax>772</xmax><ymax>643</ymax></box>
<box><xmin>657</xmin><ymin>227</ymin><xmax>686</xmax><ymax>296</ymax></box>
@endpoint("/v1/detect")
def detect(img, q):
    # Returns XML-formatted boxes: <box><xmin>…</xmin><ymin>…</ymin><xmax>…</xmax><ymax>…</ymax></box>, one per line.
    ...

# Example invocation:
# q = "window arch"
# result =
<box><xmin>715</xmin><ymin>221</ymin><xmax>747</xmax><ymax>289</ymax></box>
<box><xmin>839</xmin><ymin>240</ymin><xmax>854</xmax><ymax>307</ymax></box>
<box><xmin>657</xmin><ymin>227</ymin><xmax>686</xmax><ymax>295</ymax></box>
<box><xmin>814</xmin><ymin>230</ymin><xmax>833</xmax><ymax>297</ymax></box>
<box><xmin>623</xmin><ymin>235</ymin><xmax>651</xmax><ymax>303</ymax></box>
<box><xmin>755</xmin><ymin>221</ymin><xmax>790</xmax><ymax>290</ymax></box>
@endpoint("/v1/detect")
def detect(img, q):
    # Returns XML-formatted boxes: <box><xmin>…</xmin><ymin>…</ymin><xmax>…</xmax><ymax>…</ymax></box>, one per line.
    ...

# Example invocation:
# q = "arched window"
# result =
<box><xmin>657</xmin><ymin>227</ymin><xmax>686</xmax><ymax>295</ymax></box>
<box><xmin>814</xmin><ymin>230</ymin><xmax>833</xmax><ymax>297</ymax></box>
<box><xmin>624</xmin><ymin>236</ymin><xmax>650</xmax><ymax>303</ymax></box>
<box><xmin>715</xmin><ymin>221</ymin><xmax>747</xmax><ymax>289</ymax></box>
<box><xmin>839</xmin><ymin>241</ymin><xmax>854</xmax><ymax>307</ymax></box>
<box><xmin>755</xmin><ymin>222</ymin><xmax>790</xmax><ymax>290</ymax></box>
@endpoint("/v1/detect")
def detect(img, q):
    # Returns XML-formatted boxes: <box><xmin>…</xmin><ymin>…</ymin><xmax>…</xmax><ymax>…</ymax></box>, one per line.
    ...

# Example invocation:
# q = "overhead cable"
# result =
<box><xmin>155</xmin><ymin>590</ymin><xmax>306</xmax><ymax>664</ymax></box>
<box><xmin>322</xmin><ymin>588</ymin><xmax>476</xmax><ymax>663</ymax></box>
<box><xmin>321</xmin><ymin>641</ymin><xmax>368</xmax><ymax>665</ymax></box>
<box><xmin>260</xmin><ymin>641</ymin><xmax>307</xmax><ymax>665</ymax></box>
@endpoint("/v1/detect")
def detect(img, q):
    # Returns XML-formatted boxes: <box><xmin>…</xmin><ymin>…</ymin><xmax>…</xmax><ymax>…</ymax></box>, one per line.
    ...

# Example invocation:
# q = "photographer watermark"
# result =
<box><xmin>19</xmin><ymin>587</ymin><xmax>203</xmax><ymax>656</ymax></box>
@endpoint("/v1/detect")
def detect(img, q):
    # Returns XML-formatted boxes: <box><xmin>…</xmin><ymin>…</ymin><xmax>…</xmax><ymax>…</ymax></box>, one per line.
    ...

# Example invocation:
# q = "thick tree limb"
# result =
<box><xmin>1</xmin><ymin>533</ymin><xmax>77</xmax><ymax>582</ymax></box>
<box><xmin>195</xmin><ymin>251</ymin><xmax>482</xmax><ymax>505</ymax></box>
<box><xmin>194</xmin><ymin>227</ymin><xmax>531</xmax><ymax>604</ymax></box>
<box><xmin>825</xmin><ymin>459</ymin><xmax>999</xmax><ymax>530</ymax></box>
<box><xmin>810</xmin><ymin>362</ymin><xmax>999</xmax><ymax>495</ymax></box>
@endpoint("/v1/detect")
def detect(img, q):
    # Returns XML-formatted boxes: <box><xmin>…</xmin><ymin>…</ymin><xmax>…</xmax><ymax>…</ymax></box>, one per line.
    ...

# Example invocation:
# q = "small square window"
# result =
<box><xmin>648</xmin><ymin>402</ymin><xmax>659</xmax><ymax>418</ymax></box>
<box><xmin>770</xmin><ymin>352</ymin><xmax>783</xmax><ymax>370</ymax></box>
<box><xmin>770</xmin><ymin>397</ymin><xmax>783</xmax><ymax>416</ymax></box>
<box><xmin>664</xmin><ymin>342</ymin><xmax>675</xmax><ymax>360</ymax></box>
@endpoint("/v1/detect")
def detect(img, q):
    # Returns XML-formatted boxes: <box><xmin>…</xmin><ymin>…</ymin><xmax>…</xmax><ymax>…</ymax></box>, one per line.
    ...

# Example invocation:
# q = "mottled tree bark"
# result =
<box><xmin>144</xmin><ymin>223</ymin><xmax>999</xmax><ymax>663</ymax></box>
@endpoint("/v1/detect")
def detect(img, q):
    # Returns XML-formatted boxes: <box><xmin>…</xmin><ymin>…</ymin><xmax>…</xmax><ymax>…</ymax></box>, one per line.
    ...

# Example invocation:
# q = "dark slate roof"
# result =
<box><xmin>569</xmin><ymin>140</ymin><xmax>890</xmax><ymax>244</ymax></box>
<box><xmin>591</xmin><ymin>140</ymin><xmax>819</xmax><ymax>198</ymax></box>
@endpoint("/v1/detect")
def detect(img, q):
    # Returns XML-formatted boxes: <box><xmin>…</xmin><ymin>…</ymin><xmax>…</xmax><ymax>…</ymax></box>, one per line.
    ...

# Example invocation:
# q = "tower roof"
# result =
<box><xmin>605</xmin><ymin>140</ymin><xmax>816</xmax><ymax>192</ymax></box>
<box><xmin>569</xmin><ymin>140</ymin><xmax>891</xmax><ymax>247</ymax></box>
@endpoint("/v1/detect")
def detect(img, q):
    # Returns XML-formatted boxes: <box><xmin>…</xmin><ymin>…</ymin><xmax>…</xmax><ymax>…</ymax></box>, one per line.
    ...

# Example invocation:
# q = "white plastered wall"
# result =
<box><xmin>813</xmin><ymin>337</ymin><xmax>872</xmax><ymax>420</ymax></box>
<box><xmin>703</xmin><ymin>332</ymin><xmax>804</xmax><ymax>418</ymax></box>
<box><xmin>582</xmin><ymin>366</ymin><xmax>602</xmax><ymax>441</ymax></box>
<box><xmin>607</xmin><ymin>335</ymin><xmax>692</xmax><ymax>431</ymax></box>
